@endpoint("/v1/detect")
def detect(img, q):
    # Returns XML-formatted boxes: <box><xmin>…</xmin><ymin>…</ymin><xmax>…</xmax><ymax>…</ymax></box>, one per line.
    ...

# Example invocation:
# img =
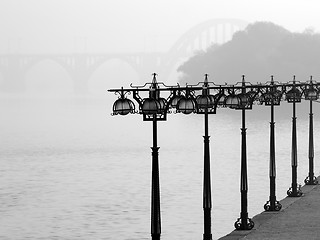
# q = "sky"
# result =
<box><xmin>1</xmin><ymin>0</ymin><xmax>320</xmax><ymax>54</ymax></box>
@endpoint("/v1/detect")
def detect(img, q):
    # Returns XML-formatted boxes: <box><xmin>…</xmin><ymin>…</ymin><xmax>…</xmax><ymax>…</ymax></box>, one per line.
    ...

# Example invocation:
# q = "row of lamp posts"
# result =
<box><xmin>109</xmin><ymin>74</ymin><xmax>319</xmax><ymax>240</ymax></box>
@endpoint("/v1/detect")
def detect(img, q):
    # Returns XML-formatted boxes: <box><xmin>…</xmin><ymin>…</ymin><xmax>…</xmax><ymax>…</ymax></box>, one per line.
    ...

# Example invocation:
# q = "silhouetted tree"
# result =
<box><xmin>178</xmin><ymin>21</ymin><xmax>320</xmax><ymax>84</ymax></box>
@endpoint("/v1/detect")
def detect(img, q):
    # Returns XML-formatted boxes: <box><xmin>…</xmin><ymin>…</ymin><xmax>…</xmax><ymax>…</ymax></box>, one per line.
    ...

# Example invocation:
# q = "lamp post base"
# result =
<box><xmin>234</xmin><ymin>217</ymin><xmax>254</xmax><ymax>230</ymax></box>
<box><xmin>304</xmin><ymin>175</ymin><xmax>318</xmax><ymax>185</ymax></box>
<box><xmin>264</xmin><ymin>200</ymin><xmax>282</xmax><ymax>211</ymax></box>
<box><xmin>287</xmin><ymin>186</ymin><xmax>303</xmax><ymax>197</ymax></box>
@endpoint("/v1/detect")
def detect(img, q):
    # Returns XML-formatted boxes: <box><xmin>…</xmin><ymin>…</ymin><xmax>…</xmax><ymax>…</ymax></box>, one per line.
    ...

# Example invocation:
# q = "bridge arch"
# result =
<box><xmin>24</xmin><ymin>58</ymin><xmax>73</xmax><ymax>97</ymax></box>
<box><xmin>168</xmin><ymin>18</ymin><xmax>249</xmax><ymax>56</ymax></box>
<box><xmin>88</xmin><ymin>57</ymin><xmax>141</xmax><ymax>96</ymax></box>
<box><xmin>0</xmin><ymin>18</ymin><xmax>250</xmax><ymax>92</ymax></box>
<box><xmin>24</xmin><ymin>56</ymin><xmax>74</xmax><ymax>77</ymax></box>
<box><xmin>160</xmin><ymin>18</ymin><xmax>249</xmax><ymax>83</ymax></box>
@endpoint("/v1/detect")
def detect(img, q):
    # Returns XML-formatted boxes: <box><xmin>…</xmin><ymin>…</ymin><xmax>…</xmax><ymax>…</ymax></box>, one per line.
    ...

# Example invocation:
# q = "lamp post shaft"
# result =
<box><xmin>151</xmin><ymin>117</ymin><xmax>161</xmax><ymax>240</ymax></box>
<box><xmin>287</xmin><ymin>95</ymin><xmax>302</xmax><ymax>197</ymax></box>
<box><xmin>203</xmin><ymin>108</ymin><xmax>212</xmax><ymax>240</ymax></box>
<box><xmin>240</xmin><ymin>108</ymin><xmax>248</xmax><ymax>224</ymax></box>
<box><xmin>292</xmin><ymin>100</ymin><xmax>298</xmax><ymax>193</ymax></box>
<box><xmin>305</xmin><ymin>100</ymin><xmax>318</xmax><ymax>185</ymax></box>
<box><xmin>264</xmin><ymin>83</ymin><xmax>281</xmax><ymax>211</ymax></box>
<box><xmin>234</xmin><ymin>78</ymin><xmax>254</xmax><ymax>230</ymax></box>
<box><xmin>308</xmin><ymin>100</ymin><xmax>315</xmax><ymax>181</ymax></box>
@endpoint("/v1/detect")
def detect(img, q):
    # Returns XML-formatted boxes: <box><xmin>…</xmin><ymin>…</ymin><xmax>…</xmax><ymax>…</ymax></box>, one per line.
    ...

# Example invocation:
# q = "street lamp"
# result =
<box><xmin>233</xmin><ymin>75</ymin><xmax>254</xmax><ymax>230</ymax></box>
<box><xmin>176</xmin><ymin>74</ymin><xmax>216</xmax><ymax>240</ymax></box>
<box><xmin>304</xmin><ymin>76</ymin><xmax>319</xmax><ymax>185</ymax></box>
<box><xmin>286</xmin><ymin>76</ymin><xmax>303</xmax><ymax>197</ymax></box>
<box><xmin>109</xmin><ymin>74</ymin><xmax>320</xmax><ymax>238</ymax></box>
<box><xmin>110</xmin><ymin>73</ymin><xmax>174</xmax><ymax>240</ymax></box>
<box><xmin>262</xmin><ymin>76</ymin><xmax>282</xmax><ymax>211</ymax></box>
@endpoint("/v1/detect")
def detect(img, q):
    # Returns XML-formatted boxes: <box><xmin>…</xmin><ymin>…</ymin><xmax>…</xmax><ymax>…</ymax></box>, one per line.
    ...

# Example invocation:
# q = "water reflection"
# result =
<box><xmin>0</xmin><ymin>94</ymin><xmax>318</xmax><ymax>239</ymax></box>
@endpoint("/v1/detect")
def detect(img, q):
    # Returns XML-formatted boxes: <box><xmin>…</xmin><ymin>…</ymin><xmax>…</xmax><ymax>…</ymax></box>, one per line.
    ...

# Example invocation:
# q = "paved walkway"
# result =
<box><xmin>220</xmin><ymin>179</ymin><xmax>320</xmax><ymax>240</ymax></box>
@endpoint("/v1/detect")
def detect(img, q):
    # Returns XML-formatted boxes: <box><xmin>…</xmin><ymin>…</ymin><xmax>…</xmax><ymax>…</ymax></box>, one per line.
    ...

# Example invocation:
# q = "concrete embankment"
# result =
<box><xmin>220</xmin><ymin>178</ymin><xmax>320</xmax><ymax>240</ymax></box>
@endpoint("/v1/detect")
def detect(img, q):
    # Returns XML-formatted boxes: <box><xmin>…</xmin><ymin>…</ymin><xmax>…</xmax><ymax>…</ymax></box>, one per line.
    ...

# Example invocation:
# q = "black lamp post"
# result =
<box><xmin>111</xmin><ymin>73</ymin><xmax>172</xmax><ymax>240</ymax></box>
<box><xmin>286</xmin><ymin>76</ymin><xmax>303</xmax><ymax>197</ymax></box>
<box><xmin>262</xmin><ymin>76</ymin><xmax>282</xmax><ymax>211</ymax></box>
<box><xmin>109</xmin><ymin>74</ymin><xmax>320</xmax><ymax>238</ymax></box>
<box><xmin>304</xmin><ymin>76</ymin><xmax>319</xmax><ymax>185</ymax></box>
<box><xmin>228</xmin><ymin>76</ymin><xmax>254</xmax><ymax>230</ymax></box>
<box><xmin>139</xmin><ymin>73</ymin><xmax>168</xmax><ymax>240</ymax></box>
<box><xmin>176</xmin><ymin>74</ymin><xmax>216</xmax><ymax>240</ymax></box>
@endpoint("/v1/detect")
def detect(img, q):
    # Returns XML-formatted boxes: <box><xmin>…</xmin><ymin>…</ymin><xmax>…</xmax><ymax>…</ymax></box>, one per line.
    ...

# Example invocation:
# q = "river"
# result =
<box><xmin>0</xmin><ymin>92</ymin><xmax>318</xmax><ymax>239</ymax></box>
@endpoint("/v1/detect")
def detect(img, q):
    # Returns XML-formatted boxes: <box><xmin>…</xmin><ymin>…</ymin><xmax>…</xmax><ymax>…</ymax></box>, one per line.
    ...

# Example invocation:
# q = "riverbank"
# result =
<box><xmin>219</xmin><ymin>177</ymin><xmax>320</xmax><ymax>239</ymax></box>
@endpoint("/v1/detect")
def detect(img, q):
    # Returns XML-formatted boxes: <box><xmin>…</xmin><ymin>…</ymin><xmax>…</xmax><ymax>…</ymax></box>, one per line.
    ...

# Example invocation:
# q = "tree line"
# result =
<box><xmin>178</xmin><ymin>22</ymin><xmax>320</xmax><ymax>85</ymax></box>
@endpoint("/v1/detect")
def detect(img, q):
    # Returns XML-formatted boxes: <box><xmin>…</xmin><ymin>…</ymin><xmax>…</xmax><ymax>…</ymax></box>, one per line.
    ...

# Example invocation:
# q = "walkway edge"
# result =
<box><xmin>219</xmin><ymin>178</ymin><xmax>320</xmax><ymax>240</ymax></box>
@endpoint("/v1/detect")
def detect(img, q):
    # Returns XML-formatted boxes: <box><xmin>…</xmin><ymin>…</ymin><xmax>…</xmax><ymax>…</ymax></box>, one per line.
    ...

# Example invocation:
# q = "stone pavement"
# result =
<box><xmin>219</xmin><ymin>180</ymin><xmax>320</xmax><ymax>240</ymax></box>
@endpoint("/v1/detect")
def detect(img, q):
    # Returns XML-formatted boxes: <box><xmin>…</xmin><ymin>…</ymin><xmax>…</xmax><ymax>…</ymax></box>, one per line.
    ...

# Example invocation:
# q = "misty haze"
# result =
<box><xmin>2</xmin><ymin>1</ymin><xmax>320</xmax><ymax>240</ymax></box>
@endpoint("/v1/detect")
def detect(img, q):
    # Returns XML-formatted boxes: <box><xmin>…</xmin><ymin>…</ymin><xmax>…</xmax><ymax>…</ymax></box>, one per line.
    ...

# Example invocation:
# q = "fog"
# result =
<box><xmin>2</xmin><ymin>1</ymin><xmax>320</xmax><ymax>239</ymax></box>
<box><xmin>1</xmin><ymin>0</ymin><xmax>320</xmax><ymax>93</ymax></box>
<box><xmin>1</xmin><ymin>0</ymin><xmax>320</xmax><ymax>54</ymax></box>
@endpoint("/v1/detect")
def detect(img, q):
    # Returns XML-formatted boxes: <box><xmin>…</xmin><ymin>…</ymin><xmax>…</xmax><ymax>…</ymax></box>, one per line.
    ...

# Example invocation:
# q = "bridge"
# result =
<box><xmin>0</xmin><ymin>19</ymin><xmax>248</xmax><ymax>93</ymax></box>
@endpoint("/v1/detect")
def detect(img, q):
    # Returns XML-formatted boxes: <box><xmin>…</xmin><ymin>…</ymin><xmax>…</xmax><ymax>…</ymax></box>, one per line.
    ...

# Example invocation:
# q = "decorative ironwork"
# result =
<box><xmin>287</xmin><ymin>185</ymin><xmax>303</xmax><ymax>197</ymax></box>
<box><xmin>264</xmin><ymin>200</ymin><xmax>282</xmax><ymax>211</ymax></box>
<box><xmin>286</xmin><ymin>79</ymin><xmax>302</xmax><ymax>103</ymax></box>
<box><xmin>234</xmin><ymin>216</ymin><xmax>254</xmax><ymax>230</ymax></box>
<box><xmin>304</xmin><ymin>175</ymin><xmax>318</xmax><ymax>185</ymax></box>
<box><xmin>108</xmin><ymin>73</ymin><xmax>320</xmax><ymax>238</ymax></box>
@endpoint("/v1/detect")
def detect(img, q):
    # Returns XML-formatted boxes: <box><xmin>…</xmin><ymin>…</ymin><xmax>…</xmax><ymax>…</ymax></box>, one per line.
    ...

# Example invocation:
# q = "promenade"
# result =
<box><xmin>220</xmin><ymin>177</ymin><xmax>320</xmax><ymax>240</ymax></box>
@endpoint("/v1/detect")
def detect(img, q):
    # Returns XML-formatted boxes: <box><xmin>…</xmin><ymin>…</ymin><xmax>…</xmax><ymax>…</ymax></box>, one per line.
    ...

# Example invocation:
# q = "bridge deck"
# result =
<box><xmin>219</xmin><ymin>177</ymin><xmax>320</xmax><ymax>240</ymax></box>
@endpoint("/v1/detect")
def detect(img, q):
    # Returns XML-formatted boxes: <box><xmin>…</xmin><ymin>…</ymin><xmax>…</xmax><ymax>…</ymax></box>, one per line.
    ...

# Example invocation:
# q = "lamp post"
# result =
<box><xmin>177</xmin><ymin>74</ymin><xmax>216</xmax><ymax>240</ymax></box>
<box><xmin>138</xmin><ymin>74</ymin><xmax>167</xmax><ymax>240</ymax></box>
<box><xmin>109</xmin><ymin>75</ymin><xmax>320</xmax><ymax>238</ymax></box>
<box><xmin>197</xmin><ymin>74</ymin><xmax>216</xmax><ymax>240</ymax></box>
<box><xmin>304</xmin><ymin>76</ymin><xmax>319</xmax><ymax>185</ymax></box>
<box><xmin>110</xmin><ymin>73</ymin><xmax>172</xmax><ymax>240</ymax></box>
<box><xmin>286</xmin><ymin>76</ymin><xmax>303</xmax><ymax>197</ymax></box>
<box><xmin>228</xmin><ymin>76</ymin><xmax>254</xmax><ymax>230</ymax></box>
<box><xmin>263</xmin><ymin>76</ymin><xmax>282</xmax><ymax>211</ymax></box>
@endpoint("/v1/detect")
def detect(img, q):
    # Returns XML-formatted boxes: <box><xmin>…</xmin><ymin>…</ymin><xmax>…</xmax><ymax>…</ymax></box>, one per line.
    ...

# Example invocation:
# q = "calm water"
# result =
<box><xmin>1</xmin><ymin>93</ymin><xmax>319</xmax><ymax>240</ymax></box>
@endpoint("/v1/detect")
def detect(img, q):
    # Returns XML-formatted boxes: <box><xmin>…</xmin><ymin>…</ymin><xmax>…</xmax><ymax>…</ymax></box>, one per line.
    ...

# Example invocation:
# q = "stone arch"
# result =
<box><xmin>24</xmin><ymin>56</ymin><xmax>73</xmax><ymax>76</ymax></box>
<box><xmin>24</xmin><ymin>58</ymin><xmax>73</xmax><ymax>97</ymax></box>
<box><xmin>88</xmin><ymin>57</ymin><xmax>141</xmax><ymax>97</ymax></box>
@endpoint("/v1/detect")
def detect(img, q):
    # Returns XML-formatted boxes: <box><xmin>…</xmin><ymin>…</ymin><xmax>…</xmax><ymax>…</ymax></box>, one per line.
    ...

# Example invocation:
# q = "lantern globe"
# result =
<box><xmin>305</xmin><ymin>87</ymin><xmax>318</xmax><ymax>100</ymax></box>
<box><xmin>113</xmin><ymin>98</ymin><xmax>135</xmax><ymax>115</ymax></box>
<box><xmin>273</xmin><ymin>90</ymin><xmax>282</xmax><ymax>105</ymax></box>
<box><xmin>157</xmin><ymin>97</ymin><xmax>168</xmax><ymax>112</ymax></box>
<box><xmin>237</xmin><ymin>93</ymin><xmax>249</xmax><ymax>108</ymax></box>
<box><xmin>141</xmin><ymin>98</ymin><xmax>160</xmax><ymax>115</ymax></box>
<box><xmin>169</xmin><ymin>95</ymin><xmax>182</xmax><ymax>108</ymax></box>
<box><xmin>177</xmin><ymin>96</ymin><xmax>197</xmax><ymax>114</ymax></box>
<box><xmin>286</xmin><ymin>88</ymin><xmax>302</xmax><ymax>103</ymax></box>
<box><xmin>196</xmin><ymin>95</ymin><xmax>214</xmax><ymax>109</ymax></box>
<box><xmin>225</xmin><ymin>94</ymin><xmax>241</xmax><ymax>109</ymax></box>
<box><xmin>216</xmin><ymin>93</ymin><xmax>226</xmax><ymax>107</ymax></box>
